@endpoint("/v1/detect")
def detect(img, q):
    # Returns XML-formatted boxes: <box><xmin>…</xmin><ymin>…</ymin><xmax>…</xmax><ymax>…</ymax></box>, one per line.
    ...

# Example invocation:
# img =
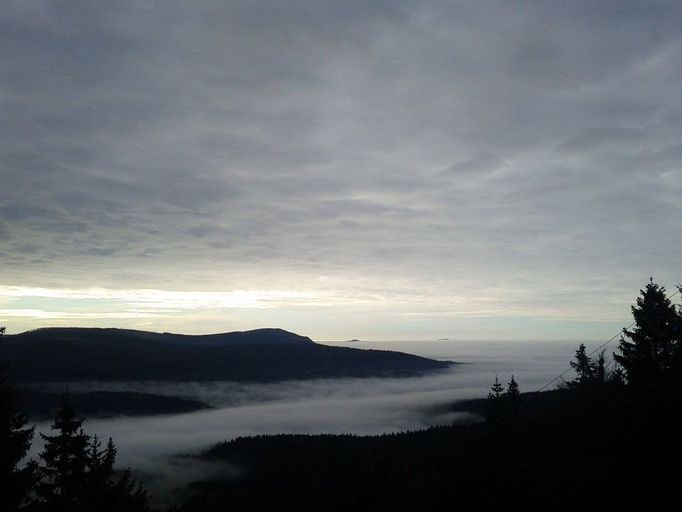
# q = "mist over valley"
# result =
<box><xmin>18</xmin><ymin>336</ymin><xmax>587</xmax><ymax>497</ymax></box>
<box><xmin>3</xmin><ymin>0</ymin><xmax>681</xmax><ymax>509</ymax></box>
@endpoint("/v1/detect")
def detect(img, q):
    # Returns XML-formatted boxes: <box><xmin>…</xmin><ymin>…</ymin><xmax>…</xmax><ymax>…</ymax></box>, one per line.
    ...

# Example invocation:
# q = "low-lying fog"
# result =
<box><xmin>26</xmin><ymin>339</ymin><xmax>608</xmax><ymax>498</ymax></box>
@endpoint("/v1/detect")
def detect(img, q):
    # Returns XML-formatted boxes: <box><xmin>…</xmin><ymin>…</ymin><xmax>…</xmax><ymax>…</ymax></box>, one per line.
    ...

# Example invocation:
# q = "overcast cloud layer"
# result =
<box><xmin>1</xmin><ymin>1</ymin><xmax>681</xmax><ymax>338</ymax></box>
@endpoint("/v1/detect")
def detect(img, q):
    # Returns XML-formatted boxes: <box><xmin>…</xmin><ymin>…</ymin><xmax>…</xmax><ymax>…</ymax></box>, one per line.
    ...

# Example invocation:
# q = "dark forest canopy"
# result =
<box><xmin>174</xmin><ymin>280</ymin><xmax>682</xmax><ymax>510</ymax></box>
<box><xmin>1</xmin><ymin>280</ymin><xmax>681</xmax><ymax>510</ymax></box>
<box><xmin>16</xmin><ymin>390</ymin><xmax>210</xmax><ymax>420</ymax></box>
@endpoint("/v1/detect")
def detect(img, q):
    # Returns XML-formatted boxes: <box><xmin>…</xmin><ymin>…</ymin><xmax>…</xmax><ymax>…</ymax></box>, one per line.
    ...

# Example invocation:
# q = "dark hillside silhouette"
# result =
<box><xmin>17</xmin><ymin>390</ymin><xmax>210</xmax><ymax>419</ymax></box>
<box><xmin>2</xmin><ymin>280</ymin><xmax>680</xmax><ymax>510</ymax></box>
<box><xmin>0</xmin><ymin>327</ymin><xmax>452</xmax><ymax>383</ymax></box>
<box><xmin>172</xmin><ymin>280</ymin><xmax>682</xmax><ymax>510</ymax></box>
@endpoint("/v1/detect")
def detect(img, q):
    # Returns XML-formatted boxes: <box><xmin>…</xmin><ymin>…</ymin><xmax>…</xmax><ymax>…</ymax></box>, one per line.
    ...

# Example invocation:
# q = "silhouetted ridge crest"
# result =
<box><xmin>12</xmin><ymin>327</ymin><xmax>314</xmax><ymax>346</ymax></box>
<box><xmin>0</xmin><ymin>327</ymin><xmax>451</xmax><ymax>383</ymax></box>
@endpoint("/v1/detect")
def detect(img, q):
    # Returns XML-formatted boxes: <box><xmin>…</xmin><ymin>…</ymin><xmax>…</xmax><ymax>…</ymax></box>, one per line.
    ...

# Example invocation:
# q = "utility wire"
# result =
<box><xmin>447</xmin><ymin>285</ymin><xmax>681</xmax><ymax>452</ymax></box>
<box><xmin>464</xmin><ymin>363</ymin><xmax>682</xmax><ymax>510</ymax></box>
<box><xmin>536</xmin><ymin>287</ymin><xmax>680</xmax><ymax>393</ymax></box>
<box><xmin>535</xmin><ymin>327</ymin><xmax>632</xmax><ymax>393</ymax></box>
<box><xmin>462</xmin><ymin>286</ymin><xmax>682</xmax><ymax>509</ymax></box>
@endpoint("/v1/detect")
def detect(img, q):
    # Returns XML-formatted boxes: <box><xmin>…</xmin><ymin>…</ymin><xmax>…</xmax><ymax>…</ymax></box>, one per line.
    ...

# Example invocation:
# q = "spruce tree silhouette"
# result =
<box><xmin>614</xmin><ymin>279</ymin><xmax>682</xmax><ymax>390</ymax></box>
<box><xmin>81</xmin><ymin>436</ymin><xmax>150</xmax><ymax>512</ymax></box>
<box><xmin>486</xmin><ymin>376</ymin><xmax>506</xmax><ymax>420</ymax></box>
<box><xmin>487</xmin><ymin>376</ymin><xmax>504</xmax><ymax>400</ymax></box>
<box><xmin>506</xmin><ymin>375</ymin><xmax>520</xmax><ymax>407</ymax></box>
<box><xmin>33</xmin><ymin>395</ymin><xmax>150</xmax><ymax>512</ymax></box>
<box><xmin>0</xmin><ymin>358</ymin><xmax>35</xmax><ymax>511</ymax></box>
<box><xmin>34</xmin><ymin>395</ymin><xmax>90</xmax><ymax>511</ymax></box>
<box><xmin>569</xmin><ymin>344</ymin><xmax>595</xmax><ymax>387</ymax></box>
<box><xmin>593</xmin><ymin>351</ymin><xmax>607</xmax><ymax>384</ymax></box>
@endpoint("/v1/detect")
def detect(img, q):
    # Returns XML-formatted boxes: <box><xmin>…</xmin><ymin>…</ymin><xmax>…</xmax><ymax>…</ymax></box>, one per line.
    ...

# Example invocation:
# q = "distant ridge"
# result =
<box><xmin>0</xmin><ymin>327</ymin><xmax>453</xmax><ymax>383</ymax></box>
<box><xmin>16</xmin><ymin>326</ymin><xmax>315</xmax><ymax>347</ymax></box>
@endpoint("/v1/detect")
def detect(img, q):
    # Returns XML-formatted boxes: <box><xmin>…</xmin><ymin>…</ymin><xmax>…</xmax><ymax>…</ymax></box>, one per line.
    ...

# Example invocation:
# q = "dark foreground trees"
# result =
<box><xmin>1</xmin><ymin>322</ymin><xmax>151</xmax><ymax>510</ymax></box>
<box><xmin>487</xmin><ymin>375</ymin><xmax>521</xmax><ymax>420</ymax></box>
<box><xmin>564</xmin><ymin>280</ymin><xmax>681</xmax><ymax>393</ymax></box>
<box><xmin>568</xmin><ymin>344</ymin><xmax>608</xmax><ymax>388</ymax></box>
<box><xmin>0</xmin><ymin>365</ymin><xmax>151</xmax><ymax>512</ymax></box>
<box><xmin>614</xmin><ymin>279</ymin><xmax>682</xmax><ymax>389</ymax></box>
<box><xmin>1</xmin><ymin>365</ymin><xmax>35</xmax><ymax>511</ymax></box>
<box><xmin>1</xmin><ymin>325</ymin><xmax>36</xmax><ymax>510</ymax></box>
<box><xmin>4</xmin><ymin>280</ymin><xmax>682</xmax><ymax>511</ymax></box>
<box><xmin>31</xmin><ymin>396</ymin><xmax>150</xmax><ymax>512</ymax></box>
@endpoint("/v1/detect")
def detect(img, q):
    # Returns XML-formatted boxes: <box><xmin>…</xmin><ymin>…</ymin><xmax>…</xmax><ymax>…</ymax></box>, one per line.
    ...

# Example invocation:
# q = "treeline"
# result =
<box><xmin>1</xmin><ymin>382</ymin><xmax>151</xmax><ymax>512</ymax></box>
<box><xmin>1</xmin><ymin>320</ymin><xmax>152</xmax><ymax>511</ymax></box>
<box><xmin>174</xmin><ymin>280</ymin><xmax>682</xmax><ymax>510</ymax></box>
<box><xmin>2</xmin><ymin>279</ymin><xmax>682</xmax><ymax>510</ymax></box>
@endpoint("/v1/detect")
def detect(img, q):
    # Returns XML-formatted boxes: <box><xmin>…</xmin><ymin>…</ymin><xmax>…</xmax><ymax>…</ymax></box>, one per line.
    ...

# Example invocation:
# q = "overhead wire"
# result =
<box><xmin>464</xmin><ymin>363</ymin><xmax>682</xmax><ymax>509</ymax></box>
<box><xmin>461</xmin><ymin>286</ymin><xmax>682</xmax><ymax>509</ymax></box>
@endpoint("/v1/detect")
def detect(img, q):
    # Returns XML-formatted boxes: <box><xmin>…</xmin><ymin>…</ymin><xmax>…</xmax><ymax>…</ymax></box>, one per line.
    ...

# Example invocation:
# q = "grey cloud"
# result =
<box><xmin>1</xmin><ymin>1</ymin><xmax>681</xmax><ymax>326</ymax></box>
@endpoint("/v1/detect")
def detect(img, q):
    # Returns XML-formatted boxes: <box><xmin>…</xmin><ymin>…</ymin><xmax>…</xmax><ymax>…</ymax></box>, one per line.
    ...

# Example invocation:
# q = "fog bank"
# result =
<box><xmin>27</xmin><ymin>339</ymin><xmax>600</xmax><ymax>497</ymax></box>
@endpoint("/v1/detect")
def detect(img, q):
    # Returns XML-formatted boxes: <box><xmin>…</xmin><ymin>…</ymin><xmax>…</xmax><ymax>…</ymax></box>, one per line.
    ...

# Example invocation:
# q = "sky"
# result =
<box><xmin>1</xmin><ymin>1</ymin><xmax>681</xmax><ymax>340</ymax></box>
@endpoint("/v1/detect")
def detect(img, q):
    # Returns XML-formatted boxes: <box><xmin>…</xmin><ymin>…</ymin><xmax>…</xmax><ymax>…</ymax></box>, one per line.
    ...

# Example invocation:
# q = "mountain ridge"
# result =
<box><xmin>9</xmin><ymin>326</ymin><xmax>315</xmax><ymax>345</ymax></box>
<box><xmin>0</xmin><ymin>326</ymin><xmax>453</xmax><ymax>383</ymax></box>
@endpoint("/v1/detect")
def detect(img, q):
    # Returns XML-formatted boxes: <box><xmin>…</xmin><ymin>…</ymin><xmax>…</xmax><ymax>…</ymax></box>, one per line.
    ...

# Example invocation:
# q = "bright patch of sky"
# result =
<box><xmin>1</xmin><ymin>1</ymin><xmax>681</xmax><ymax>339</ymax></box>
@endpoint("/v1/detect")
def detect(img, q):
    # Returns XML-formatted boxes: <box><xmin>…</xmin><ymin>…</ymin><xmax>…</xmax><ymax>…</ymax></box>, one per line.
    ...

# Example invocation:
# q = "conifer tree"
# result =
<box><xmin>486</xmin><ymin>376</ymin><xmax>506</xmax><ymax>421</ymax></box>
<box><xmin>34</xmin><ymin>395</ymin><xmax>90</xmax><ymax>511</ymax></box>
<box><xmin>33</xmin><ymin>396</ymin><xmax>151</xmax><ymax>512</ymax></box>
<box><xmin>488</xmin><ymin>376</ymin><xmax>505</xmax><ymax>400</ymax></box>
<box><xmin>506</xmin><ymin>375</ymin><xmax>520</xmax><ymax>406</ymax></box>
<box><xmin>614</xmin><ymin>279</ymin><xmax>682</xmax><ymax>389</ymax></box>
<box><xmin>569</xmin><ymin>344</ymin><xmax>595</xmax><ymax>386</ymax></box>
<box><xmin>676</xmin><ymin>285</ymin><xmax>682</xmax><ymax>367</ymax></box>
<box><xmin>1</xmin><ymin>361</ymin><xmax>35</xmax><ymax>511</ymax></box>
<box><xmin>79</xmin><ymin>436</ymin><xmax>149</xmax><ymax>511</ymax></box>
<box><xmin>593</xmin><ymin>350</ymin><xmax>607</xmax><ymax>384</ymax></box>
